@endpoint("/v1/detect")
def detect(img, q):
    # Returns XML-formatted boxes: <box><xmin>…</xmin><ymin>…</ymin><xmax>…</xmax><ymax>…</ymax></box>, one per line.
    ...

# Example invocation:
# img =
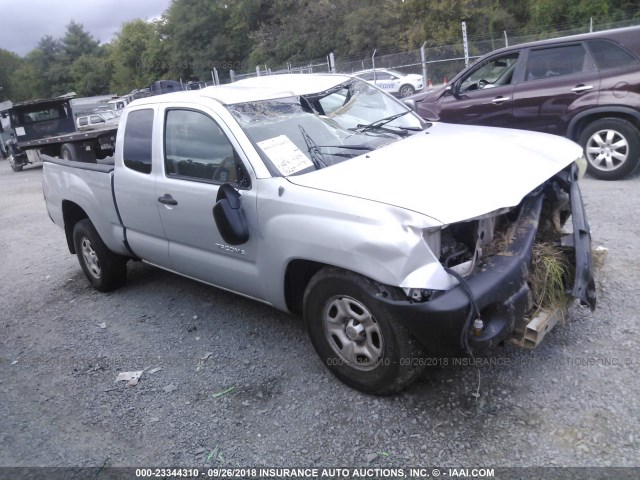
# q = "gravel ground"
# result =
<box><xmin>0</xmin><ymin>160</ymin><xmax>639</xmax><ymax>470</ymax></box>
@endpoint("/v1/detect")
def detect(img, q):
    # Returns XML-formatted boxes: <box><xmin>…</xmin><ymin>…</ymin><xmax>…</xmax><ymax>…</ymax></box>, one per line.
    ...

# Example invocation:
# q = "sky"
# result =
<box><xmin>0</xmin><ymin>0</ymin><xmax>174</xmax><ymax>56</ymax></box>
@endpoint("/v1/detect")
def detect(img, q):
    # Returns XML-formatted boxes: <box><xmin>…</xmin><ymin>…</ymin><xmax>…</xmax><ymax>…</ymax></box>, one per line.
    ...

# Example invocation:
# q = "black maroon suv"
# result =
<box><xmin>409</xmin><ymin>26</ymin><xmax>640</xmax><ymax>180</ymax></box>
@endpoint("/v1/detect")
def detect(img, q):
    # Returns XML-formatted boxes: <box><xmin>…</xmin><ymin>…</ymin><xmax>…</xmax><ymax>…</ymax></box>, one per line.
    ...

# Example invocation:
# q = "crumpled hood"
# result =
<box><xmin>287</xmin><ymin>122</ymin><xmax>582</xmax><ymax>224</ymax></box>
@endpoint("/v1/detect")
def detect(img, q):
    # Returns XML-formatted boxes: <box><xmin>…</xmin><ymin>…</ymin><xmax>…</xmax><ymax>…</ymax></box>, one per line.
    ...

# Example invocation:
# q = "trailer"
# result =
<box><xmin>1</xmin><ymin>96</ymin><xmax>117</xmax><ymax>171</ymax></box>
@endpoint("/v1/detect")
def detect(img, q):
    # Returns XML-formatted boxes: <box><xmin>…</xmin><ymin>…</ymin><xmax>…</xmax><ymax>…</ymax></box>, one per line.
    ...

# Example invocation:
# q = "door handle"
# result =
<box><xmin>571</xmin><ymin>85</ymin><xmax>593</xmax><ymax>93</ymax></box>
<box><xmin>490</xmin><ymin>96</ymin><xmax>510</xmax><ymax>104</ymax></box>
<box><xmin>158</xmin><ymin>194</ymin><xmax>178</xmax><ymax>206</ymax></box>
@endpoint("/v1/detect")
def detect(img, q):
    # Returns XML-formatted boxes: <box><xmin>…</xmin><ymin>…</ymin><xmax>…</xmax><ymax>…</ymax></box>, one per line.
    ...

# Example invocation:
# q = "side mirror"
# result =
<box><xmin>212</xmin><ymin>183</ymin><xmax>249</xmax><ymax>245</ymax></box>
<box><xmin>402</xmin><ymin>99</ymin><xmax>416</xmax><ymax>111</ymax></box>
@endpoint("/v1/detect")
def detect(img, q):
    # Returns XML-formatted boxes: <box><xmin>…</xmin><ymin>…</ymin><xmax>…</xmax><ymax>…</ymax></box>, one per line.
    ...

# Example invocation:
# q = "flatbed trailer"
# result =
<box><xmin>3</xmin><ymin>96</ymin><xmax>117</xmax><ymax>171</ymax></box>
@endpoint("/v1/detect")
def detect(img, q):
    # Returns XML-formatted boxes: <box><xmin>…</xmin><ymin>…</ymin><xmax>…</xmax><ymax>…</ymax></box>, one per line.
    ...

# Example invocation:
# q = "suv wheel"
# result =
<box><xmin>303</xmin><ymin>267</ymin><xmax>425</xmax><ymax>395</ymax></box>
<box><xmin>398</xmin><ymin>84</ymin><xmax>415</xmax><ymax>98</ymax></box>
<box><xmin>579</xmin><ymin>118</ymin><xmax>640</xmax><ymax>180</ymax></box>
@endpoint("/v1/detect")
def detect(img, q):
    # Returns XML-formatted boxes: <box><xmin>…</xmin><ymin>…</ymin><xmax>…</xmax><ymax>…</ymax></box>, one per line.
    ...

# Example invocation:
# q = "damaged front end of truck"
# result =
<box><xmin>379</xmin><ymin>162</ymin><xmax>596</xmax><ymax>356</ymax></box>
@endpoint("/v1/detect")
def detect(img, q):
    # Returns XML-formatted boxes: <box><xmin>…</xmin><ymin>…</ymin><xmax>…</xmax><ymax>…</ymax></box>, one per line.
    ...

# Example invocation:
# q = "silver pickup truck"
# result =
<box><xmin>43</xmin><ymin>74</ymin><xmax>596</xmax><ymax>395</ymax></box>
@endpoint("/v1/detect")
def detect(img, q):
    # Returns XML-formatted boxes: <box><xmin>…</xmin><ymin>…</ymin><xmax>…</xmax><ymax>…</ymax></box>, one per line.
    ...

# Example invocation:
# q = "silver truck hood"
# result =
<box><xmin>287</xmin><ymin>122</ymin><xmax>582</xmax><ymax>224</ymax></box>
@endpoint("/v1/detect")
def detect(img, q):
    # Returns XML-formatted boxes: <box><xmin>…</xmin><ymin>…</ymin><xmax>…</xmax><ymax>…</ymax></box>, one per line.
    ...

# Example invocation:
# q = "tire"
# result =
<box><xmin>7</xmin><ymin>145</ymin><xmax>24</xmax><ymax>172</ymax></box>
<box><xmin>303</xmin><ymin>268</ymin><xmax>425</xmax><ymax>395</ymax></box>
<box><xmin>72</xmin><ymin>219</ymin><xmax>127</xmax><ymax>292</ymax></box>
<box><xmin>578</xmin><ymin>118</ymin><xmax>640</xmax><ymax>180</ymax></box>
<box><xmin>61</xmin><ymin>143</ymin><xmax>96</xmax><ymax>163</ymax></box>
<box><xmin>398</xmin><ymin>84</ymin><xmax>415</xmax><ymax>98</ymax></box>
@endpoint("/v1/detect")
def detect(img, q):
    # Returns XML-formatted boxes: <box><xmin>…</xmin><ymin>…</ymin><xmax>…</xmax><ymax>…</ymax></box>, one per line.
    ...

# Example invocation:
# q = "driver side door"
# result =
<box><xmin>437</xmin><ymin>51</ymin><xmax>521</xmax><ymax>127</ymax></box>
<box><xmin>154</xmin><ymin>105</ymin><xmax>265</xmax><ymax>300</ymax></box>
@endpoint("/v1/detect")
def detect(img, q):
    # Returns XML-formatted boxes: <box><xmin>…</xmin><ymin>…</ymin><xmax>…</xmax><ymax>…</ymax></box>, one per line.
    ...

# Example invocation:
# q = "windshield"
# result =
<box><xmin>226</xmin><ymin>78</ymin><xmax>427</xmax><ymax>176</ymax></box>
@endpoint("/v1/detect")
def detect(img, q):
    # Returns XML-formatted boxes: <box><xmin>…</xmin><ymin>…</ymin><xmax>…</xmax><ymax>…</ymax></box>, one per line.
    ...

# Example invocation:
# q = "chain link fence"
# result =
<box><xmin>226</xmin><ymin>15</ymin><xmax>640</xmax><ymax>88</ymax></box>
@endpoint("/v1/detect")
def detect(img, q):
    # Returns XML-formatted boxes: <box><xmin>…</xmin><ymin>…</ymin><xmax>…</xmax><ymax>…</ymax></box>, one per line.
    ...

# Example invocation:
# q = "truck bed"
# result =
<box><xmin>42</xmin><ymin>154</ymin><xmax>128</xmax><ymax>256</ymax></box>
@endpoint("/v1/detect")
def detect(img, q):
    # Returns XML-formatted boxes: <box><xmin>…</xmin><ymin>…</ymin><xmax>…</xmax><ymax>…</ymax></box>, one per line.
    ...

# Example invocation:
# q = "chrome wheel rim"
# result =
<box><xmin>322</xmin><ymin>295</ymin><xmax>384</xmax><ymax>371</ymax></box>
<box><xmin>80</xmin><ymin>237</ymin><xmax>101</xmax><ymax>278</ymax></box>
<box><xmin>585</xmin><ymin>129</ymin><xmax>629</xmax><ymax>172</ymax></box>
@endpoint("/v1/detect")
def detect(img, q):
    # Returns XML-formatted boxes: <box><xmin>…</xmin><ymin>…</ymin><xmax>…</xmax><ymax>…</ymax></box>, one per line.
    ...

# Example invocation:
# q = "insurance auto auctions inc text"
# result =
<box><xmin>208</xmin><ymin>467</ymin><xmax>495</xmax><ymax>478</ymax></box>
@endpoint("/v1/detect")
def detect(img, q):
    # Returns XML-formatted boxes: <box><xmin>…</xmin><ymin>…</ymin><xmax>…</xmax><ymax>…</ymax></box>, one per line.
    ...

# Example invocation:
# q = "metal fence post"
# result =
<box><xmin>230</xmin><ymin>70</ymin><xmax>236</xmax><ymax>83</ymax></box>
<box><xmin>213</xmin><ymin>68</ymin><xmax>220</xmax><ymax>85</ymax></box>
<box><xmin>420</xmin><ymin>42</ymin><xmax>428</xmax><ymax>89</ymax></box>
<box><xmin>256</xmin><ymin>65</ymin><xmax>261</xmax><ymax>77</ymax></box>
<box><xmin>462</xmin><ymin>21</ymin><xmax>469</xmax><ymax>68</ymax></box>
<box><xmin>372</xmin><ymin>49</ymin><xmax>377</xmax><ymax>82</ymax></box>
<box><xmin>504</xmin><ymin>30</ymin><xmax>509</xmax><ymax>47</ymax></box>
<box><xmin>329</xmin><ymin>52</ymin><xmax>336</xmax><ymax>73</ymax></box>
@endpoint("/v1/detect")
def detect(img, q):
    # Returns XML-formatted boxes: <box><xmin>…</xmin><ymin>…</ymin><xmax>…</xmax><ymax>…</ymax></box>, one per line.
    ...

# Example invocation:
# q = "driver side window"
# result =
<box><xmin>460</xmin><ymin>52</ymin><xmax>520</xmax><ymax>93</ymax></box>
<box><xmin>164</xmin><ymin>109</ymin><xmax>241</xmax><ymax>185</ymax></box>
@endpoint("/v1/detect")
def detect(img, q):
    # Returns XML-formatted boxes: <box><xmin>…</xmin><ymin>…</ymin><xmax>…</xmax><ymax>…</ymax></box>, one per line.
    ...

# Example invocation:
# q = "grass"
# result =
<box><xmin>529</xmin><ymin>242</ymin><xmax>573</xmax><ymax>313</ymax></box>
<box><xmin>212</xmin><ymin>386</ymin><xmax>235</xmax><ymax>398</ymax></box>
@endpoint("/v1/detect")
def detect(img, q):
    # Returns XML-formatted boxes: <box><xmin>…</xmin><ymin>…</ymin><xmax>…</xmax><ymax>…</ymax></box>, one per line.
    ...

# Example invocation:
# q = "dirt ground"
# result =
<box><xmin>1</xmin><ymin>160</ymin><xmax>639</xmax><ymax>470</ymax></box>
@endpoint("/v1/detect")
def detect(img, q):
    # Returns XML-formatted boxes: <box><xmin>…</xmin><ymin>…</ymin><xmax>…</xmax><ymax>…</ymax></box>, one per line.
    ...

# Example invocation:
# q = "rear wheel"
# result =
<box><xmin>399</xmin><ymin>84</ymin><xmax>415</xmax><ymax>98</ymax></box>
<box><xmin>579</xmin><ymin>118</ymin><xmax>640</xmax><ymax>180</ymax></box>
<box><xmin>304</xmin><ymin>268</ymin><xmax>425</xmax><ymax>395</ymax></box>
<box><xmin>61</xmin><ymin>143</ymin><xmax>97</xmax><ymax>163</ymax></box>
<box><xmin>72</xmin><ymin>219</ymin><xmax>127</xmax><ymax>292</ymax></box>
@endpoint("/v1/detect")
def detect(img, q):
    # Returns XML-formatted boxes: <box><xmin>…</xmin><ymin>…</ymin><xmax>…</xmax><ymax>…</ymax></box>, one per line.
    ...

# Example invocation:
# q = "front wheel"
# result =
<box><xmin>303</xmin><ymin>268</ymin><xmax>425</xmax><ymax>395</ymax></box>
<box><xmin>9</xmin><ymin>160</ymin><xmax>23</xmax><ymax>172</ymax></box>
<box><xmin>579</xmin><ymin>118</ymin><xmax>640</xmax><ymax>180</ymax></box>
<box><xmin>398</xmin><ymin>84</ymin><xmax>415</xmax><ymax>98</ymax></box>
<box><xmin>7</xmin><ymin>145</ymin><xmax>24</xmax><ymax>172</ymax></box>
<box><xmin>72</xmin><ymin>219</ymin><xmax>127</xmax><ymax>292</ymax></box>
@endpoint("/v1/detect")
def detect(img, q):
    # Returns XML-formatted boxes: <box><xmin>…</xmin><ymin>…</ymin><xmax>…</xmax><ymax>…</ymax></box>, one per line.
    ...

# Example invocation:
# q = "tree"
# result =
<box><xmin>70</xmin><ymin>50</ymin><xmax>112</xmax><ymax>96</ymax></box>
<box><xmin>249</xmin><ymin>0</ymin><xmax>353</xmax><ymax>66</ymax></box>
<box><xmin>0</xmin><ymin>49</ymin><xmax>23</xmax><ymax>101</ymax></box>
<box><xmin>109</xmin><ymin>19</ymin><xmax>167</xmax><ymax>94</ymax></box>
<box><xmin>53</xmin><ymin>21</ymin><xmax>102</xmax><ymax>94</ymax></box>
<box><xmin>11</xmin><ymin>48</ymin><xmax>53</xmax><ymax>100</ymax></box>
<box><xmin>163</xmin><ymin>0</ymin><xmax>231</xmax><ymax>79</ymax></box>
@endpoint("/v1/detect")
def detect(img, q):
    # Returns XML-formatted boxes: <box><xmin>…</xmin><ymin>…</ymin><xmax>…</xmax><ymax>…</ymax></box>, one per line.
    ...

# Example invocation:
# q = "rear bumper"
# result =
<box><xmin>377</xmin><ymin>166</ymin><xmax>595</xmax><ymax>355</ymax></box>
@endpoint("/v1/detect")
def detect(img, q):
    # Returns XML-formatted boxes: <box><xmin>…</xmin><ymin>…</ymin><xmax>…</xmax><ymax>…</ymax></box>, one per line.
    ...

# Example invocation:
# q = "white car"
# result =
<box><xmin>76</xmin><ymin>110</ymin><xmax>120</xmax><ymax>131</ymax></box>
<box><xmin>353</xmin><ymin>68</ymin><xmax>423</xmax><ymax>97</ymax></box>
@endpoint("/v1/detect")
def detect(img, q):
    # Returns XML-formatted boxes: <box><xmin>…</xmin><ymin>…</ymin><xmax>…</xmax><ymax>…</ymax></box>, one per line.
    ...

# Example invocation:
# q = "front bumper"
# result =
<box><xmin>377</xmin><ymin>165</ymin><xmax>595</xmax><ymax>355</ymax></box>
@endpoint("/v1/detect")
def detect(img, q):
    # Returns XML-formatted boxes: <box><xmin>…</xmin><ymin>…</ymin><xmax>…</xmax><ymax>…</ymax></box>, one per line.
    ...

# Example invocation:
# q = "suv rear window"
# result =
<box><xmin>587</xmin><ymin>39</ymin><xmax>639</xmax><ymax>71</ymax></box>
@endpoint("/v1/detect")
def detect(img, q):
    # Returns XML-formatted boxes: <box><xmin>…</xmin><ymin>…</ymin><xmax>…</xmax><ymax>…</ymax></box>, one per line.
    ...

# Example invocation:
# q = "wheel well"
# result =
<box><xmin>62</xmin><ymin>201</ymin><xmax>89</xmax><ymax>254</ymax></box>
<box><xmin>570</xmin><ymin>112</ymin><xmax>640</xmax><ymax>142</ymax></box>
<box><xmin>284</xmin><ymin>260</ymin><xmax>326</xmax><ymax>314</ymax></box>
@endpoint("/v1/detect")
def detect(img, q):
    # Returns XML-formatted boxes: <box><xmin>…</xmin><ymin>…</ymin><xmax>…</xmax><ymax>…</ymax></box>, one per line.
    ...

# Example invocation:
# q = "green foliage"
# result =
<box><xmin>70</xmin><ymin>51</ymin><xmax>112</xmax><ymax>96</ymax></box>
<box><xmin>109</xmin><ymin>19</ymin><xmax>168</xmax><ymax>94</ymax></box>
<box><xmin>0</xmin><ymin>49</ymin><xmax>23</xmax><ymax>101</ymax></box>
<box><xmin>3</xmin><ymin>0</ymin><xmax>640</xmax><ymax>102</ymax></box>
